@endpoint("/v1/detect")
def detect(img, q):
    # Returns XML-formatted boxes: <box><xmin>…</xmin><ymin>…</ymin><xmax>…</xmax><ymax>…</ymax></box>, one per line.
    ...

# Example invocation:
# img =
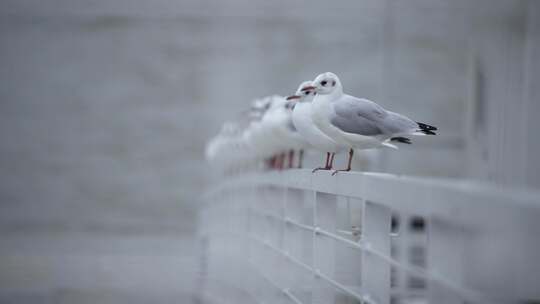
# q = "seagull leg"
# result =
<box><xmin>332</xmin><ymin>149</ymin><xmax>354</xmax><ymax>176</ymax></box>
<box><xmin>278</xmin><ymin>153</ymin><xmax>286</xmax><ymax>170</ymax></box>
<box><xmin>312</xmin><ymin>152</ymin><xmax>331</xmax><ymax>173</ymax></box>
<box><xmin>268</xmin><ymin>156</ymin><xmax>275</xmax><ymax>169</ymax></box>
<box><xmin>328</xmin><ymin>152</ymin><xmax>335</xmax><ymax>169</ymax></box>
<box><xmin>297</xmin><ymin>149</ymin><xmax>304</xmax><ymax>169</ymax></box>
<box><xmin>288</xmin><ymin>150</ymin><xmax>295</xmax><ymax>169</ymax></box>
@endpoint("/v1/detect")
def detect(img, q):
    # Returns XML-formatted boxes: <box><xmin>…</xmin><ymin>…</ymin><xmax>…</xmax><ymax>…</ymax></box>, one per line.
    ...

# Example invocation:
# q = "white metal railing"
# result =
<box><xmin>199</xmin><ymin>169</ymin><xmax>540</xmax><ymax>304</ymax></box>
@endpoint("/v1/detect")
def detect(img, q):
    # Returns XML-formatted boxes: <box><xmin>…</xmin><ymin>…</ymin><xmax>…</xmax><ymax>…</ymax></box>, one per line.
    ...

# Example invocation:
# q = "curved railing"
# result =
<box><xmin>201</xmin><ymin>169</ymin><xmax>540</xmax><ymax>304</ymax></box>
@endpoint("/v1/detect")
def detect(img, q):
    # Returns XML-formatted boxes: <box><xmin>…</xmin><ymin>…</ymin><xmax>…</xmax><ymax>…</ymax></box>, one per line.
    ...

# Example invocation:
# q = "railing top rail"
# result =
<box><xmin>205</xmin><ymin>169</ymin><xmax>540</xmax><ymax>218</ymax></box>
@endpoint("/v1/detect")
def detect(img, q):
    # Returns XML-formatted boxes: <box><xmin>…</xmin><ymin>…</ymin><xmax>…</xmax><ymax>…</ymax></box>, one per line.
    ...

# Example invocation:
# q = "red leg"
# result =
<box><xmin>297</xmin><ymin>149</ymin><xmax>304</xmax><ymax>169</ymax></box>
<box><xmin>278</xmin><ymin>153</ymin><xmax>286</xmax><ymax>170</ymax></box>
<box><xmin>312</xmin><ymin>152</ymin><xmax>331</xmax><ymax>173</ymax></box>
<box><xmin>268</xmin><ymin>156</ymin><xmax>276</xmax><ymax>169</ymax></box>
<box><xmin>328</xmin><ymin>152</ymin><xmax>335</xmax><ymax>169</ymax></box>
<box><xmin>325</xmin><ymin>153</ymin><xmax>330</xmax><ymax>167</ymax></box>
<box><xmin>332</xmin><ymin>149</ymin><xmax>354</xmax><ymax>176</ymax></box>
<box><xmin>288</xmin><ymin>150</ymin><xmax>295</xmax><ymax>169</ymax></box>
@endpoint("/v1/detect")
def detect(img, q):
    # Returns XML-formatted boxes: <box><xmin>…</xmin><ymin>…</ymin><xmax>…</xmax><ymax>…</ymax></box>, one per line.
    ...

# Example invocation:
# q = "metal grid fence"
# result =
<box><xmin>200</xmin><ymin>170</ymin><xmax>540</xmax><ymax>304</ymax></box>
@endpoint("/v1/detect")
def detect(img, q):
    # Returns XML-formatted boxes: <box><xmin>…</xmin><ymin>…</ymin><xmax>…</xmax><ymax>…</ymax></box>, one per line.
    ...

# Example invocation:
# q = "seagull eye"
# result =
<box><xmin>304</xmin><ymin>91</ymin><xmax>309</xmax><ymax>95</ymax></box>
<box><xmin>331</xmin><ymin>80</ymin><xmax>336</xmax><ymax>87</ymax></box>
<box><xmin>321</xmin><ymin>80</ymin><xmax>327</xmax><ymax>86</ymax></box>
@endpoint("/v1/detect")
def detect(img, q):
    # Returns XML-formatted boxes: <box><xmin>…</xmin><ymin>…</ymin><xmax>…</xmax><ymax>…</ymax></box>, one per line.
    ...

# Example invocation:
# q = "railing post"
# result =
<box><xmin>313</xmin><ymin>192</ymin><xmax>337</xmax><ymax>304</ymax></box>
<box><xmin>392</xmin><ymin>214</ymin><xmax>429</xmax><ymax>301</ymax></box>
<box><xmin>245</xmin><ymin>188</ymin><xmax>268</xmax><ymax>301</ymax></box>
<box><xmin>362</xmin><ymin>200</ymin><xmax>392</xmax><ymax>304</ymax></box>
<box><xmin>427</xmin><ymin>216</ymin><xmax>464</xmax><ymax>304</ymax></box>
<box><xmin>278</xmin><ymin>185</ymin><xmax>291</xmax><ymax>290</ymax></box>
<box><xmin>284</xmin><ymin>188</ymin><xmax>305</xmax><ymax>294</ymax></box>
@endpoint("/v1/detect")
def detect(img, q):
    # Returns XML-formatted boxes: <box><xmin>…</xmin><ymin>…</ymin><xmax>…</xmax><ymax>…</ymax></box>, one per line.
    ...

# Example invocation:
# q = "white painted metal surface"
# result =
<box><xmin>200</xmin><ymin>169</ymin><xmax>540</xmax><ymax>304</ymax></box>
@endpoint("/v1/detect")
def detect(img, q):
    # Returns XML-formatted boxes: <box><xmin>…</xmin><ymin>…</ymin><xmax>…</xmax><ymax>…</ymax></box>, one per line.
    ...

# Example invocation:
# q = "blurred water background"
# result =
<box><xmin>0</xmin><ymin>0</ymin><xmax>538</xmax><ymax>303</ymax></box>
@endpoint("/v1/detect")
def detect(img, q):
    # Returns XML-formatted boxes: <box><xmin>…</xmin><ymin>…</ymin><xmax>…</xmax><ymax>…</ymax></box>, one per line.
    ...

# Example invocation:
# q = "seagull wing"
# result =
<box><xmin>331</xmin><ymin>95</ymin><xmax>417</xmax><ymax>136</ymax></box>
<box><xmin>330</xmin><ymin>95</ymin><xmax>387</xmax><ymax>136</ymax></box>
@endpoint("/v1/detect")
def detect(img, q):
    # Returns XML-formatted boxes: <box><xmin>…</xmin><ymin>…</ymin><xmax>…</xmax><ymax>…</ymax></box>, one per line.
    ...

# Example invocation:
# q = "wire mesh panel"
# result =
<box><xmin>201</xmin><ymin>170</ymin><xmax>540</xmax><ymax>304</ymax></box>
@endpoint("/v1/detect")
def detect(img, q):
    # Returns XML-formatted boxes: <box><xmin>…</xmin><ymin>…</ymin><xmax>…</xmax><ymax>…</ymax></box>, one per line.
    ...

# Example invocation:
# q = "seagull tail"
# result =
<box><xmin>381</xmin><ymin>141</ymin><xmax>399</xmax><ymax>150</ymax></box>
<box><xmin>416</xmin><ymin>122</ymin><xmax>437</xmax><ymax>135</ymax></box>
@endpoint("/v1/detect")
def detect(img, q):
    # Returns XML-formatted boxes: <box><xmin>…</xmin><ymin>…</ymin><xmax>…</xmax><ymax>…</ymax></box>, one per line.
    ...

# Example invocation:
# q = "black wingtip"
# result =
<box><xmin>417</xmin><ymin>122</ymin><xmax>437</xmax><ymax>131</ymax></box>
<box><xmin>421</xmin><ymin>129</ymin><xmax>437</xmax><ymax>135</ymax></box>
<box><xmin>390</xmin><ymin>136</ymin><xmax>412</xmax><ymax>144</ymax></box>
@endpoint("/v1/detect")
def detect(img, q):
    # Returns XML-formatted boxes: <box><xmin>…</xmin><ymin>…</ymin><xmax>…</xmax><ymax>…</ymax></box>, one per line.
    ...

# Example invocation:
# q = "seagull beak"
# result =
<box><xmin>300</xmin><ymin>86</ymin><xmax>316</xmax><ymax>92</ymax></box>
<box><xmin>286</xmin><ymin>95</ymin><xmax>301</xmax><ymax>100</ymax></box>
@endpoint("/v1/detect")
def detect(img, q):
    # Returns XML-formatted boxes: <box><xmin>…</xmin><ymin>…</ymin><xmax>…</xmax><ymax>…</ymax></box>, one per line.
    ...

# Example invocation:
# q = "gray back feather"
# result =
<box><xmin>330</xmin><ymin>95</ymin><xmax>416</xmax><ymax>136</ymax></box>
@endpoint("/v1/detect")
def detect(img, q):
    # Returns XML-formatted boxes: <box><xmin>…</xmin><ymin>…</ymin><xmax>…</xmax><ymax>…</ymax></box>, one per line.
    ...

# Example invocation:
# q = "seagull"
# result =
<box><xmin>206</xmin><ymin>94</ymin><xmax>308</xmax><ymax>173</ymax></box>
<box><xmin>207</xmin><ymin>96</ymin><xmax>278</xmax><ymax>172</ymax></box>
<box><xmin>205</xmin><ymin>120</ymin><xmax>251</xmax><ymax>172</ymax></box>
<box><xmin>307</xmin><ymin>72</ymin><xmax>437</xmax><ymax>175</ymax></box>
<box><xmin>270</xmin><ymin>96</ymin><xmax>308</xmax><ymax>169</ymax></box>
<box><xmin>287</xmin><ymin>81</ymin><xmax>347</xmax><ymax>172</ymax></box>
<box><xmin>243</xmin><ymin>95</ymin><xmax>306</xmax><ymax>169</ymax></box>
<box><xmin>242</xmin><ymin>97</ymin><xmax>278</xmax><ymax>162</ymax></box>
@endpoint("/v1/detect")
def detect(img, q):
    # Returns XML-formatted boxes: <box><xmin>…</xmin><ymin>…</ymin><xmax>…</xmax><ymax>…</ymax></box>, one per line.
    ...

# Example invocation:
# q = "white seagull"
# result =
<box><xmin>287</xmin><ymin>81</ymin><xmax>347</xmax><ymax>171</ymax></box>
<box><xmin>205</xmin><ymin>121</ymin><xmax>249</xmax><ymax>171</ymax></box>
<box><xmin>206</xmin><ymin>97</ymin><xmax>275</xmax><ymax>172</ymax></box>
<box><xmin>243</xmin><ymin>95</ymin><xmax>306</xmax><ymax>169</ymax></box>
<box><xmin>307</xmin><ymin>72</ymin><xmax>437</xmax><ymax>175</ymax></box>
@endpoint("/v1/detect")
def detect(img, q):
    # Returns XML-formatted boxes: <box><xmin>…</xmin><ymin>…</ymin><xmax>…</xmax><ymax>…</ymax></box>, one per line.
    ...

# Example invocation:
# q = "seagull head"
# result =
<box><xmin>312</xmin><ymin>72</ymin><xmax>343</xmax><ymax>96</ymax></box>
<box><xmin>287</xmin><ymin>81</ymin><xmax>316</xmax><ymax>102</ymax></box>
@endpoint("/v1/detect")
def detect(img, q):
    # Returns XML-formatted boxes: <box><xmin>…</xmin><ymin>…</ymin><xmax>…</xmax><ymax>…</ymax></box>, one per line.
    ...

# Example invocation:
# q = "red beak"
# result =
<box><xmin>286</xmin><ymin>95</ymin><xmax>301</xmax><ymax>100</ymax></box>
<box><xmin>300</xmin><ymin>85</ymin><xmax>316</xmax><ymax>91</ymax></box>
